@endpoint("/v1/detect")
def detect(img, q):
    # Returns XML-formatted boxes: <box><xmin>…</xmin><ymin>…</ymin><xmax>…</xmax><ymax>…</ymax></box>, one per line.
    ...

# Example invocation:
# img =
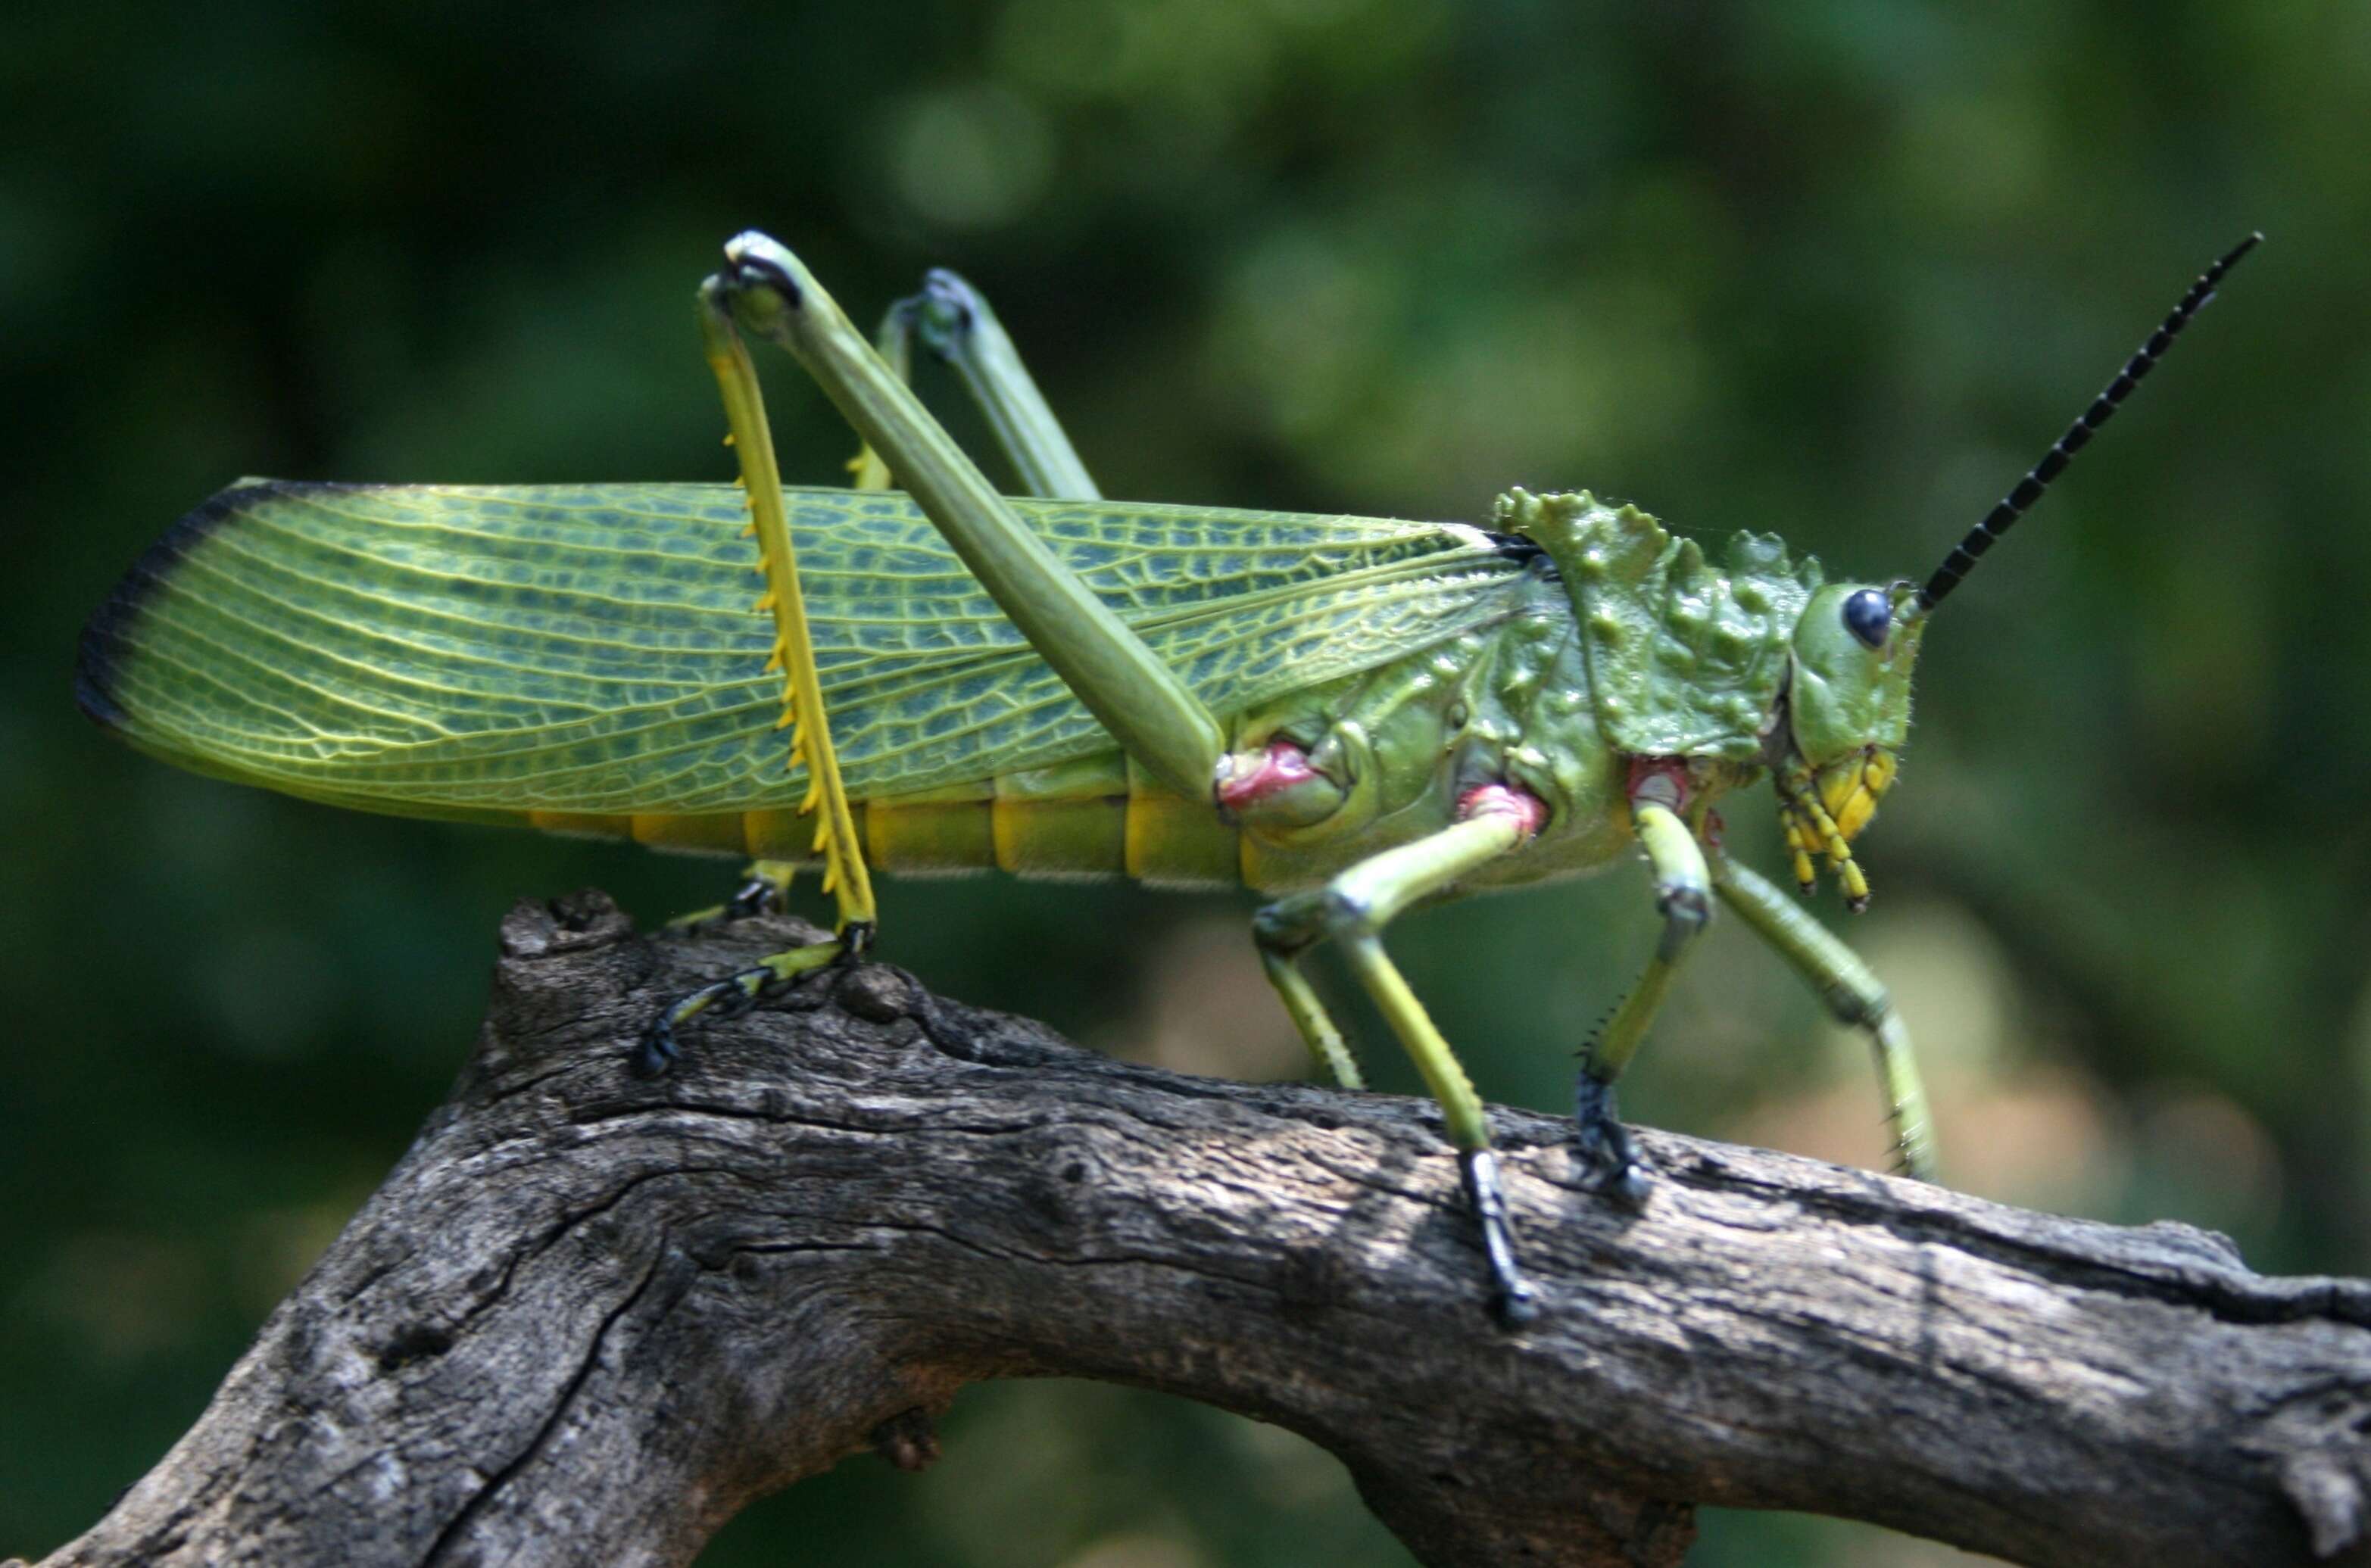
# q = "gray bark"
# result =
<box><xmin>27</xmin><ymin>890</ymin><xmax>2371</xmax><ymax>1568</ymax></box>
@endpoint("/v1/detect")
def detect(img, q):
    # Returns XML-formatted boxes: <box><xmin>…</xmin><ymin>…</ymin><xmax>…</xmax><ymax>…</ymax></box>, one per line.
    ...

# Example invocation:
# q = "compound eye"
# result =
<box><xmin>1842</xmin><ymin>588</ymin><xmax>1890</xmax><ymax>650</ymax></box>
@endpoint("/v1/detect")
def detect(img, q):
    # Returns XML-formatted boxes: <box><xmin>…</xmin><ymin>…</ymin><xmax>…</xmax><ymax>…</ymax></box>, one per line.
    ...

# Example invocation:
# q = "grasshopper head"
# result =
<box><xmin>1775</xmin><ymin>582</ymin><xmax>1925</xmax><ymax>909</ymax></box>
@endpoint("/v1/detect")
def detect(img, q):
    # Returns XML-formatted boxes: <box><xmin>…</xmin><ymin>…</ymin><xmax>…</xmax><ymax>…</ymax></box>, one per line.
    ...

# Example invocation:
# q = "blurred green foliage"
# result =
<box><xmin>6</xmin><ymin>3</ymin><xmax>2367</xmax><ymax>1563</ymax></box>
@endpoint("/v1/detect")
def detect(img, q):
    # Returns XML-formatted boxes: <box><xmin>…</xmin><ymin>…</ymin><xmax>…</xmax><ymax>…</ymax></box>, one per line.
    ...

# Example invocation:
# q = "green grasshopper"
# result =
<box><xmin>78</xmin><ymin>229</ymin><xmax>2257</xmax><ymax>1323</ymax></box>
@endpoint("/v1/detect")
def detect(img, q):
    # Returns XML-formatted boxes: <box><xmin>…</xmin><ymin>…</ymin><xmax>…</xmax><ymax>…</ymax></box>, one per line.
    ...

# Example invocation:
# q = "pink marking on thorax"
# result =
<box><xmin>1458</xmin><ymin>782</ymin><xmax>1549</xmax><ymax>841</ymax></box>
<box><xmin>1625</xmin><ymin>756</ymin><xmax>1692</xmax><ymax>814</ymax></box>
<box><xmin>1215</xmin><ymin>739</ymin><xmax>1321</xmax><ymax>812</ymax></box>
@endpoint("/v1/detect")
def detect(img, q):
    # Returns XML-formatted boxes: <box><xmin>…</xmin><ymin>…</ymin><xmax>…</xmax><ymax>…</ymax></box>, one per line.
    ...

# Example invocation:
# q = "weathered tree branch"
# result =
<box><xmin>30</xmin><ymin>891</ymin><xmax>2371</xmax><ymax>1568</ymax></box>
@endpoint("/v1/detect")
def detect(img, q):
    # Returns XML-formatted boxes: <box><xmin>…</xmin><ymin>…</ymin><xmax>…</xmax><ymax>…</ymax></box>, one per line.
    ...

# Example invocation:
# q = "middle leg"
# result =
<box><xmin>1253</xmin><ymin>794</ymin><xmax>1546</xmax><ymax>1326</ymax></box>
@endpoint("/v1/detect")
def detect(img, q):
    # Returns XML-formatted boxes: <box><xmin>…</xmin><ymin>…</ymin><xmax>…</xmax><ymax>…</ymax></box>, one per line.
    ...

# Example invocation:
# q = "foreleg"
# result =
<box><xmin>1714</xmin><ymin>858</ymin><xmax>1937</xmax><ymax>1178</ymax></box>
<box><xmin>1572</xmin><ymin>800</ymin><xmax>1712</xmax><ymax>1204</ymax></box>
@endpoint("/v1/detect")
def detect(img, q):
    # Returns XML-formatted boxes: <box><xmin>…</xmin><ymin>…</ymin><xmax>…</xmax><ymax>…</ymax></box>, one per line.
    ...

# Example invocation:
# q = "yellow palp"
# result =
<box><xmin>1781</xmin><ymin>811</ymin><xmax>1818</xmax><ymax>893</ymax></box>
<box><xmin>1778</xmin><ymin>756</ymin><xmax>1883</xmax><ymax>910</ymax></box>
<box><xmin>1838</xmin><ymin>857</ymin><xmax>1870</xmax><ymax>909</ymax></box>
<box><xmin>1833</xmin><ymin>783</ymin><xmax>1877</xmax><ymax>840</ymax></box>
<box><xmin>1818</xmin><ymin>760</ymin><xmax>1858</xmax><ymax>820</ymax></box>
<box><xmin>1797</xmin><ymin>790</ymin><xmax>1852</xmax><ymax>865</ymax></box>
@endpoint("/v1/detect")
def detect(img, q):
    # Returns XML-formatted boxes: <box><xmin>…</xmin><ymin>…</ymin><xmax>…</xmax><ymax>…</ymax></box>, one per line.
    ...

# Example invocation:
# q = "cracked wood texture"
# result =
<box><xmin>30</xmin><ymin>890</ymin><xmax>2371</xmax><ymax>1568</ymax></box>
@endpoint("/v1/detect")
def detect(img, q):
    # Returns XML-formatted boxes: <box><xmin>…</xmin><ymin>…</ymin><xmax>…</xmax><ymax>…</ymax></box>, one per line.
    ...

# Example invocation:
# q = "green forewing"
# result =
<box><xmin>81</xmin><ymin>483</ymin><xmax>1532</xmax><ymax>819</ymax></box>
<box><xmin>1496</xmin><ymin>490</ymin><xmax>1820</xmax><ymax>761</ymax></box>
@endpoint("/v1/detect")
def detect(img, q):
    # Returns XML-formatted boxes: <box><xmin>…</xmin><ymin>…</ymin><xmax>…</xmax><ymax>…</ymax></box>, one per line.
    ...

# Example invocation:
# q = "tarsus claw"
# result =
<box><xmin>1458</xmin><ymin>1149</ymin><xmax>1541</xmax><ymax>1327</ymax></box>
<box><xmin>1574</xmin><ymin>1074</ymin><xmax>1655</xmax><ymax>1208</ymax></box>
<box><xmin>725</xmin><ymin>876</ymin><xmax>782</xmax><ymax>920</ymax></box>
<box><xmin>631</xmin><ymin>1020</ymin><xmax>679</xmax><ymax>1079</ymax></box>
<box><xmin>1493</xmin><ymin>1277</ymin><xmax>1540</xmax><ymax>1327</ymax></box>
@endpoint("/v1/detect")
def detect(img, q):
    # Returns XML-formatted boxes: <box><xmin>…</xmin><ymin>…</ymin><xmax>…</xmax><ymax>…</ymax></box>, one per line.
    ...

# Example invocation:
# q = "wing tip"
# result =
<box><xmin>76</xmin><ymin>479</ymin><xmax>341</xmax><ymax>734</ymax></box>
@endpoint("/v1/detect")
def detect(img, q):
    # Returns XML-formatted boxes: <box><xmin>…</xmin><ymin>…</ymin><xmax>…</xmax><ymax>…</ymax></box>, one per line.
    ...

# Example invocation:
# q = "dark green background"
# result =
<box><xmin>8</xmin><ymin>5</ymin><xmax>2366</xmax><ymax>1564</ymax></box>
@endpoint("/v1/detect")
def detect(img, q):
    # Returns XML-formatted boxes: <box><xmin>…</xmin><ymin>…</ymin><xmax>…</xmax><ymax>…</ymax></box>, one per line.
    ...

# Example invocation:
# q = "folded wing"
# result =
<box><xmin>80</xmin><ymin>482</ymin><xmax>1533</xmax><ymax>821</ymax></box>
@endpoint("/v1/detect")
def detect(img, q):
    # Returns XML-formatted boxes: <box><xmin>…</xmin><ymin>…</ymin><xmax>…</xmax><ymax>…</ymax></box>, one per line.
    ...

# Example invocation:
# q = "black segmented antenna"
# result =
<box><xmin>1917</xmin><ymin>232</ymin><xmax>2262</xmax><ymax>613</ymax></box>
